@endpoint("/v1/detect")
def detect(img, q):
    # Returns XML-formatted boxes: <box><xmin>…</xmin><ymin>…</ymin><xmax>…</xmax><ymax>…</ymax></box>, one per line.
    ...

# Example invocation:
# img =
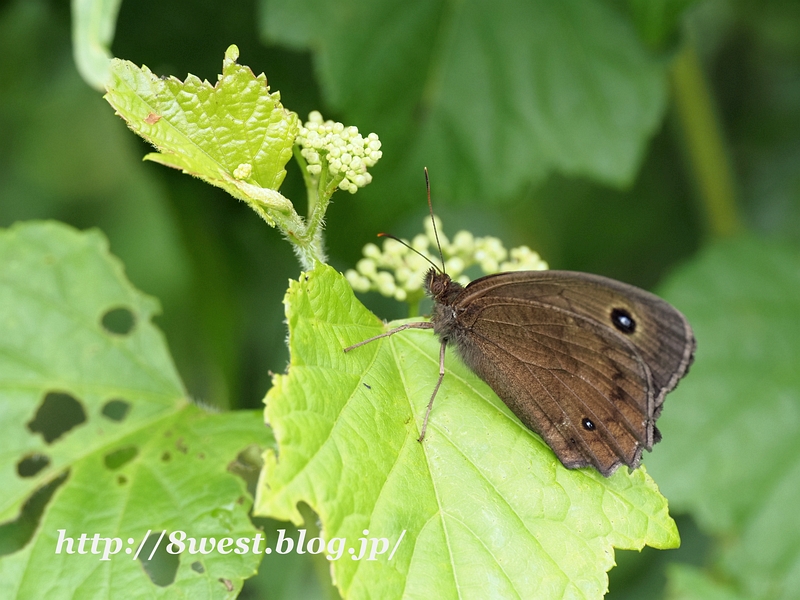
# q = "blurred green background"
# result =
<box><xmin>1</xmin><ymin>0</ymin><xmax>798</xmax><ymax>598</ymax></box>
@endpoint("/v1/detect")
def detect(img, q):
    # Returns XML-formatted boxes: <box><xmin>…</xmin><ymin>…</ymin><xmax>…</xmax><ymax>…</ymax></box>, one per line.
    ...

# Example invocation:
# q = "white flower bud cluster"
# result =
<box><xmin>345</xmin><ymin>216</ymin><xmax>548</xmax><ymax>304</ymax></box>
<box><xmin>296</xmin><ymin>111</ymin><xmax>382</xmax><ymax>193</ymax></box>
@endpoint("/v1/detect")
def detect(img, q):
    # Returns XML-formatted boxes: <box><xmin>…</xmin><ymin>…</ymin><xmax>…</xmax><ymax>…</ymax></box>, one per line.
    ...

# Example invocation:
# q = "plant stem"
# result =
<box><xmin>255</xmin><ymin>146</ymin><xmax>329</xmax><ymax>270</ymax></box>
<box><xmin>293</xmin><ymin>145</ymin><xmax>317</xmax><ymax>216</ymax></box>
<box><xmin>246</xmin><ymin>192</ymin><xmax>323</xmax><ymax>271</ymax></box>
<box><xmin>671</xmin><ymin>41</ymin><xmax>743</xmax><ymax>238</ymax></box>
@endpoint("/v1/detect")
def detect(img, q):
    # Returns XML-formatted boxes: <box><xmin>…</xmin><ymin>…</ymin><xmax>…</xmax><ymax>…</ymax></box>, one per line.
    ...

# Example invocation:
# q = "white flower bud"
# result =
<box><xmin>345</xmin><ymin>270</ymin><xmax>371</xmax><ymax>293</ymax></box>
<box><xmin>376</xmin><ymin>271</ymin><xmax>396</xmax><ymax>296</ymax></box>
<box><xmin>357</xmin><ymin>258</ymin><xmax>377</xmax><ymax>276</ymax></box>
<box><xmin>411</xmin><ymin>234</ymin><xmax>429</xmax><ymax>252</ymax></box>
<box><xmin>405</xmin><ymin>276</ymin><xmax>422</xmax><ymax>292</ymax></box>
<box><xmin>452</xmin><ymin>230</ymin><xmax>474</xmax><ymax>252</ymax></box>
<box><xmin>383</xmin><ymin>237</ymin><xmax>406</xmax><ymax>256</ymax></box>
<box><xmin>481</xmin><ymin>258</ymin><xmax>499</xmax><ymax>273</ymax></box>
<box><xmin>395</xmin><ymin>266</ymin><xmax>412</xmax><ymax>283</ymax></box>
<box><xmin>445</xmin><ymin>257</ymin><xmax>465</xmax><ymax>276</ymax></box>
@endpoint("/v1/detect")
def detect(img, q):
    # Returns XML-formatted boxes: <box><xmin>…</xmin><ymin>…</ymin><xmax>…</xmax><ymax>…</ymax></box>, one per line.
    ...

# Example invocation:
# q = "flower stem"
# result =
<box><xmin>671</xmin><ymin>41</ymin><xmax>744</xmax><ymax>238</ymax></box>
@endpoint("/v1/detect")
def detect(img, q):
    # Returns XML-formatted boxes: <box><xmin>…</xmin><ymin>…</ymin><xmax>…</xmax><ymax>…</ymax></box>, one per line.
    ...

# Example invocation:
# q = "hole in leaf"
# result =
<box><xmin>0</xmin><ymin>471</ymin><xmax>68</xmax><ymax>556</ymax></box>
<box><xmin>139</xmin><ymin>532</ymin><xmax>179</xmax><ymax>587</ymax></box>
<box><xmin>104</xmin><ymin>446</ymin><xmax>138</xmax><ymax>470</ymax></box>
<box><xmin>28</xmin><ymin>392</ymin><xmax>87</xmax><ymax>444</ymax></box>
<box><xmin>228</xmin><ymin>444</ymin><xmax>264</xmax><ymax>498</ymax></box>
<box><xmin>101</xmin><ymin>399</ymin><xmax>131</xmax><ymax>421</ymax></box>
<box><xmin>17</xmin><ymin>453</ymin><xmax>50</xmax><ymax>478</ymax></box>
<box><xmin>191</xmin><ymin>561</ymin><xmax>205</xmax><ymax>574</ymax></box>
<box><xmin>101</xmin><ymin>307</ymin><xmax>135</xmax><ymax>335</ymax></box>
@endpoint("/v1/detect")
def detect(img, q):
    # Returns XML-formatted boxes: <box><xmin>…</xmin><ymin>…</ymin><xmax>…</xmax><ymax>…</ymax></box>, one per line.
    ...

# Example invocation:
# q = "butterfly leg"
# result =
<box><xmin>343</xmin><ymin>321</ymin><xmax>433</xmax><ymax>352</ymax></box>
<box><xmin>418</xmin><ymin>339</ymin><xmax>447</xmax><ymax>442</ymax></box>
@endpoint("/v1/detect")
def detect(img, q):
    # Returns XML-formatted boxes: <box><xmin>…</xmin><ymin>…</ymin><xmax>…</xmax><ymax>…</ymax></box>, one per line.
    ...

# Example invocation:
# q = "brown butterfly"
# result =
<box><xmin>345</xmin><ymin>175</ymin><xmax>695</xmax><ymax>477</ymax></box>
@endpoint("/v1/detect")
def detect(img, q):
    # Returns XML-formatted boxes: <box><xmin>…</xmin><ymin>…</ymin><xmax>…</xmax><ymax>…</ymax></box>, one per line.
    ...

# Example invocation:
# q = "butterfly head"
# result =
<box><xmin>424</xmin><ymin>268</ymin><xmax>463</xmax><ymax>306</ymax></box>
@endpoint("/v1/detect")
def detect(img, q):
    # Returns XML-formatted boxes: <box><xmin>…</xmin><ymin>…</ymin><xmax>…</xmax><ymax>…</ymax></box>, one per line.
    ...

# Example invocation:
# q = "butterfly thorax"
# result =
<box><xmin>425</xmin><ymin>268</ymin><xmax>466</xmax><ymax>341</ymax></box>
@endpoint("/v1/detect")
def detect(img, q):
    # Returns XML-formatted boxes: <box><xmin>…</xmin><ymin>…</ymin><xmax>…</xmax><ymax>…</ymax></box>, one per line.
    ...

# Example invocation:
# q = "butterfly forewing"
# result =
<box><xmin>459</xmin><ymin>271</ymin><xmax>695</xmax><ymax>399</ymax></box>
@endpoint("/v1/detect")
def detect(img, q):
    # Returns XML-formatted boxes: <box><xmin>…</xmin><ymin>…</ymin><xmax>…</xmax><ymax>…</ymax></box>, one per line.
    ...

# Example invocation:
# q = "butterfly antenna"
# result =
<box><xmin>424</xmin><ymin>167</ymin><xmax>446</xmax><ymax>273</ymax></box>
<box><xmin>377</xmin><ymin>233</ymin><xmax>442</xmax><ymax>273</ymax></box>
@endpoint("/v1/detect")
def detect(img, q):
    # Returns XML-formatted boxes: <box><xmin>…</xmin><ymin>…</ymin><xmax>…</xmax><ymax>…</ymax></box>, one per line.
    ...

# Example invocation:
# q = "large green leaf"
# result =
<box><xmin>260</xmin><ymin>0</ymin><xmax>666</xmax><ymax>201</ymax></box>
<box><xmin>0</xmin><ymin>221</ymin><xmax>273</xmax><ymax>599</ymax></box>
<box><xmin>649</xmin><ymin>236</ymin><xmax>800</xmax><ymax>600</ymax></box>
<box><xmin>256</xmin><ymin>263</ymin><xmax>678</xmax><ymax>600</ymax></box>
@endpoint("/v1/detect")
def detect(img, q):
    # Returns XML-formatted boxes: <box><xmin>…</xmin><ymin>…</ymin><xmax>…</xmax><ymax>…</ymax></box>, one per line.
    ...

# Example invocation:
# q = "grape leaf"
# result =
<box><xmin>0</xmin><ymin>221</ymin><xmax>273</xmax><ymax>599</ymax></box>
<box><xmin>104</xmin><ymin>45</ymin><xmax>298</xmax><ymax>214</ymax></box>
<box><xmin>649</xmin><ymin>236</ymin><xmax>800</xmax><ymax>600</ymax></box>
<box><xmin>260</xmin><ymin>0</ymin><xmax>667</xmax><ymax>200</ymax></box>
<box><xmin>256</xmin><ymin>263</ymin><xmax>678</xmax><ymax>600</ymax></box>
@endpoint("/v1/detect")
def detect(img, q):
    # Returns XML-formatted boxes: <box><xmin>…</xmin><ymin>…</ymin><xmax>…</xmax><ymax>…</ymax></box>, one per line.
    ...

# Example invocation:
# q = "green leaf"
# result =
<box><xmin>104</xmin><ymin>45</ymin><xmax>298</xmax><ymax>213</ymax></box>
<box><xmin>664</xmin><ymin>564</ymin><xmax>749</xmax><ymax>600</ymax></box>
<box><xmin>0</xmin><ymin>221</ymin><xmax>273</xmax><ymax>598</ymax></box>
<box><xmin>71</xmin><ymin>0</ymin><xmax>122</xmax><ymax>89</ymax></box>
<box><xmin>624</xmin><ymin>0</ymin><xmax>699</xmax><ymax>48</ymax></box>
<box><xmin>261</xmin><ymin>0</ymin><xmax>667</xmax><ymax>200</ymax></box>
<box><xmin>256</xmin><ymin>263</ymin><xmax>678</xmax><ymax>600</ymax></box>
<box><xmin>649</xmin><ymin>236</ymin><xmax>800</xmax><ymax>600</ymax></box>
